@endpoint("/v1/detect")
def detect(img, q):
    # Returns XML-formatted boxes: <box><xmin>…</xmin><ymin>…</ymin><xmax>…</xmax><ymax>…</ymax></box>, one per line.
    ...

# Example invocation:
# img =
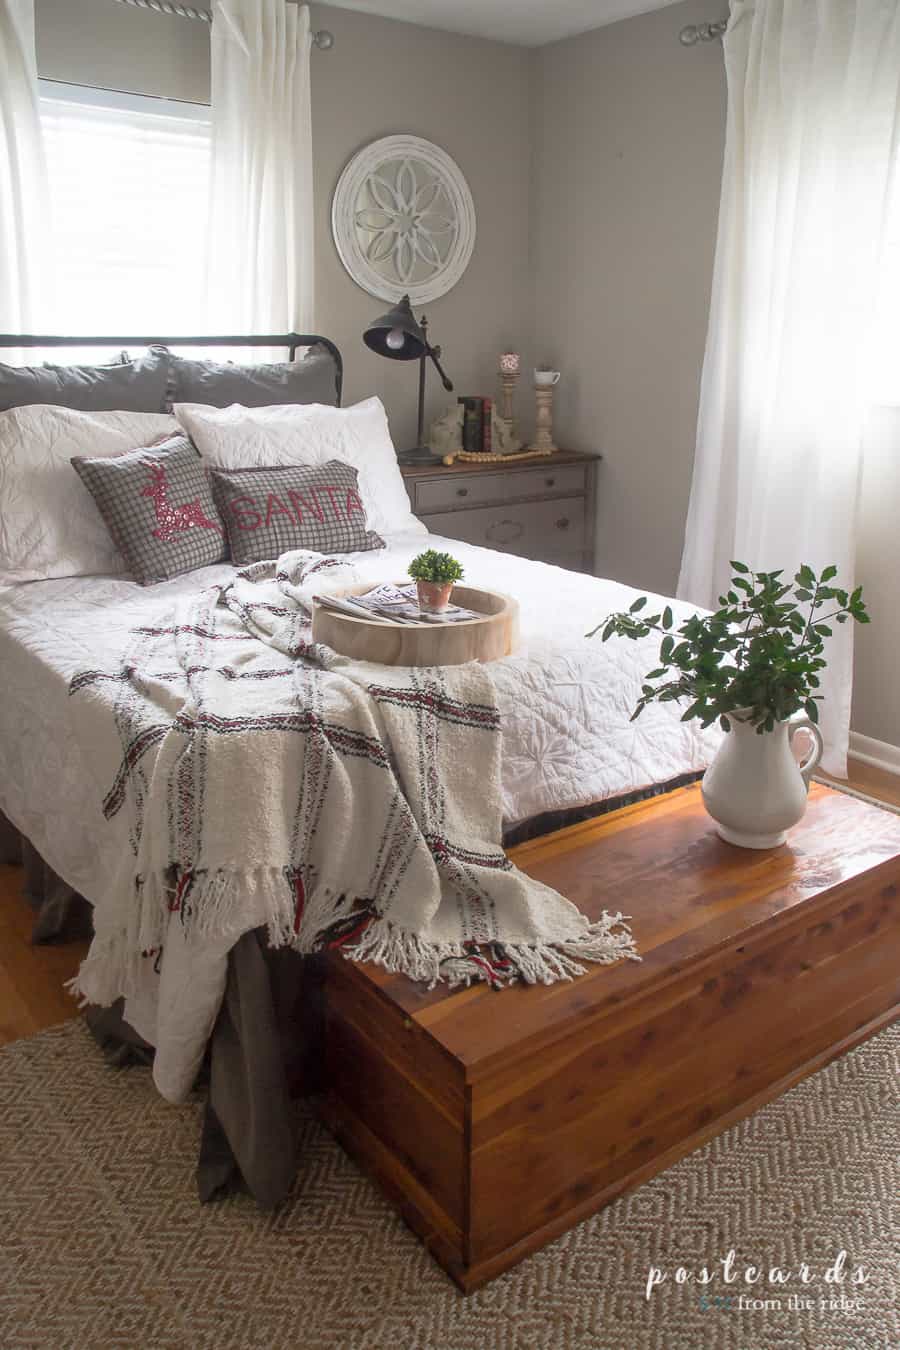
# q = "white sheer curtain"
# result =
<box><xmin>678</xmin><ymin>0</ymin><xmax>900</xmax><ymax>776</ymax></box>
<box><xmin>206</xmin><ymin>0</ymin><xmax>315</xmax><ymax>341</ymax></box>
<box><xmin>0</xmin><ymin>0</ymin><xmax>49</xmax><ymax>335</ymax></box>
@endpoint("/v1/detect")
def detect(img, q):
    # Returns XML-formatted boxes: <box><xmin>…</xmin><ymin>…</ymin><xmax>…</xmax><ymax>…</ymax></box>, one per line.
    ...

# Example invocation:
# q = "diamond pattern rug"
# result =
<box><xmin>0</xmin><ymin>1018</ymin><xmax>896</xmax><ymax>1349</ymax></box>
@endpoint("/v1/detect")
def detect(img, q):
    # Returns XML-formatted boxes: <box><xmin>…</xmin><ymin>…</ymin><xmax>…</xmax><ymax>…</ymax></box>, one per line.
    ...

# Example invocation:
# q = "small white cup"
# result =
<box><xmin>534</xmin><ymin>369</ymin><xmax>561</xmax><ymax>386</ymax></box>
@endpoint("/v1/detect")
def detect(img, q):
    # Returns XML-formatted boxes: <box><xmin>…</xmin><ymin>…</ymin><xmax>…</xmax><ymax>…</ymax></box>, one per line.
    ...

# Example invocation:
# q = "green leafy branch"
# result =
<box><xmin>587</xmin><ymin>563</ymin><xmax>869</xmax><ymax>733</ymax></box>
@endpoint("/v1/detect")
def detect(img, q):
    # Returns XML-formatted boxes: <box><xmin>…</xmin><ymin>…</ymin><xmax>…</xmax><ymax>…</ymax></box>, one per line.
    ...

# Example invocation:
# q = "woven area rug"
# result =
<box><xmin>1</xmin><ymin>1020</ymin><xmax>896</xmax><ymax>1350</ymax></box>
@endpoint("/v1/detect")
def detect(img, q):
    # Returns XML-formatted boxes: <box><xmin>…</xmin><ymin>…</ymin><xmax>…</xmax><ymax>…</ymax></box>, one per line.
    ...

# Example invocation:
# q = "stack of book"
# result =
<box><xmin>315</xmin><ymin>583</ymin><xmax>480</xmax><ymax>626</ymax></box>
<box><xmin>458</xmin><ymin>396</ymin><xmax>494</xmax><ymax>454</ymax></box>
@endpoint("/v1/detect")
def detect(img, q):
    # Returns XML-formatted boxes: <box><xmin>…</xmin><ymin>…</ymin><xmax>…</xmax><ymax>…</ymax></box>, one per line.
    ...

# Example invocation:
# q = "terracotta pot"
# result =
<box><xmin>416</xmin><ymin>579</ymin><xmax>454</xmax><ymax>613</ymax></box>
<box><xmin>701</xmin><ymin>709</ymin><xmax>824</xmax><ymax>848</ymax></box>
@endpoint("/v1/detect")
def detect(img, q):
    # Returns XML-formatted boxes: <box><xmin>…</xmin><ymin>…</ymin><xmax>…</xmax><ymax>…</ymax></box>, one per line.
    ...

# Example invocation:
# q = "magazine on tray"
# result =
<box><xmin>315</xmin><ymin>583</ymin><xmax>480</xmax><ymax>625</ymax></box>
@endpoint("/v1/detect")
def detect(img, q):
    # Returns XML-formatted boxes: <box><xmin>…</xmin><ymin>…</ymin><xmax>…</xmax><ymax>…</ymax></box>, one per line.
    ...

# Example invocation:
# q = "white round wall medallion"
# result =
<box><xmin>331</xmin><ymin>135</ymin><xmax>476</xmax><ymax>306</ymax></box>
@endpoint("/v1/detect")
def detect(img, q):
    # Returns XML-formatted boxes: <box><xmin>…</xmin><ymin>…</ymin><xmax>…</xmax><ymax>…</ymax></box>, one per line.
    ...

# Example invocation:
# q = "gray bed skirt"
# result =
<box><xmin>0</xmin><ymin>807</ymin><xmax>319</xmax><ymax>1209</ymax></box>
<box><xmin>0</xmin><ymin>808</ymin><xmax>94</xmax><ymax>943</ymax></box>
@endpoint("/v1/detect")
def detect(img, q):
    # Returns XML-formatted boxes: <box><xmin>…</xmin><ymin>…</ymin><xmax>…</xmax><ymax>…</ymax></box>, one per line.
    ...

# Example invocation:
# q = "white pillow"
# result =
<box><xmin>173</xmin><ymin>396</ymin><xmax>426</xmax><ymax>540</ymax></box>
<box><xmin>0</xmin><ymin>405</ymin><xmax>180</xmax><ymax>583</ymax></box>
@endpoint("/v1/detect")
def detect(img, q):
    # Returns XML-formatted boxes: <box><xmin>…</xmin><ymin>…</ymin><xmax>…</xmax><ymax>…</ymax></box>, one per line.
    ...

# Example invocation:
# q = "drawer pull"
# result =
<box><xmin>456</xmin><ymin>487</ymin><xmax>469</xmax><ymax>498</ymax></box>
<box><xmin>487</xmin><ymin>518</ymin><xmax>524</xmax><ymax>545</ymax></box>
<box><xmin>556</xmin><ymin>517</ymin><xmax>570</xmax><ymax>530</ymax></box>
<box><xmin>545</xmin><ymin>477</ymin><xmax>556</xmax><ymax>487</ymax></box>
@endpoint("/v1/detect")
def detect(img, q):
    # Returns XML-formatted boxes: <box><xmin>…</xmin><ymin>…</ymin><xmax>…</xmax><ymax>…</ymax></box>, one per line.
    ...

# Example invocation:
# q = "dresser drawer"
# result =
<box><xmin>422</xmin><ymin>496</ymin><xmax>586</xmax><ymax>561</ymax></box>
<box><xmin>414</xmin><ymin>462</ymin><xmax>587</xmax><ymax>514</ymax></box>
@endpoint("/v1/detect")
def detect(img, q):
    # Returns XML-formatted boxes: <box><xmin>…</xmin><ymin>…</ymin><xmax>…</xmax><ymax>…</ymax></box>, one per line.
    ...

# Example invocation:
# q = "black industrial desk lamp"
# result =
<box><xmin>363</xmin><ymin>294</ymin><xmax>453</xmax><ymax>465</ymax></box>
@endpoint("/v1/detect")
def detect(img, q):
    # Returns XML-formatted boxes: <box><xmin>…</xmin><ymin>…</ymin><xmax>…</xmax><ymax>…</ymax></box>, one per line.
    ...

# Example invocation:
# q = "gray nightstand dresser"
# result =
<box><xmin>401</xmin><ymin>449</ymin><xmax>600</xmax><ymax>573</ymax></box>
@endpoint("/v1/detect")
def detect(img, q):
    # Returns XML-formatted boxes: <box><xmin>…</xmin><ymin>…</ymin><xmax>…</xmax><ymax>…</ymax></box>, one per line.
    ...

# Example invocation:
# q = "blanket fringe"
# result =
<box><xmin>72</xmin><ymin>867</ymin><xmax>369</xmax><ymax>1006</ymax></box>
<box><xmin>129</xmin><ymin>866</ymin><xmax>301</xmax><ymax>956</ymax></box>
<box><xmin>344</xmin><ymin>919</ymin><xmax>465</xmax><ymax>989</ymax></box>
<box><xmin>68</xmin><ymin>937</ymin><xmax>153</xmax><ymax>1008</ymax></box>
<box><xmin>343</xmin><ymin>909</ymin><xmax>639</xmax><ymax>990</ymax></box>
<box><xmin>72</xmin><ymin>877</ymin><xmax>639</xmax><ymax>1007</ymax></box>
<box><xmin>556</xmin><ymin>909</ymin><xmax>641</xmax><ymax>971</ymax></box>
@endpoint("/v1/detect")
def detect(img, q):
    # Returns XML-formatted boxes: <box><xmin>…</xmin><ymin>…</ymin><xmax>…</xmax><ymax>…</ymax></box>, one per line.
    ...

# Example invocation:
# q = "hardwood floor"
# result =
<box><xmin>0</xmin><ymin>862</ymin><xmax>89</xmax><ymax>1047</ymax></box>
<box><xmin>822</xmin><ymin>757</ymin><xmax>900</xmax><ymax>809</ymax></box>
<box><xmin>1</xmin><ymin>758</ymin><xmax>897</xmax><ymax>1050</ymax></box>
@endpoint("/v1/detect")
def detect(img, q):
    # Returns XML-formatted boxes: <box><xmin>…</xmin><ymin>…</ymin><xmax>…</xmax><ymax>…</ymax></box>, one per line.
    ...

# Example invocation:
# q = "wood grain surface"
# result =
<box><xmin>399</xmin><ymin>449</ymin><xmax>599</xmax><ymax>480</ymax></box>
<box><xmin>400</xmin><ymin>449</ymin><xmax>600</xmax><ymax>574</ymax></box>
<box><xmin>321</xmin><ymin>782</ymin><xmax>900</xmax><ymax>1289</ymax></box>
<box><xmin>0</xmin><ymin>863</ymin><xmax>88</xmax><ymax>1046</ymax></box>
<box><xmin>311</xmin><ymin>583</ymin><xmax>518</xmax><ymax>667</ymax></box>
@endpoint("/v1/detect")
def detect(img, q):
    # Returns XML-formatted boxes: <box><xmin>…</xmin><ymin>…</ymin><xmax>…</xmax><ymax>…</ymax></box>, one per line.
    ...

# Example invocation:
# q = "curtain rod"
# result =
<box><xmin>679</xmin><ymin>18</ymin><xmax>727</xmax><ymax>45</ymax></box>
<box><xmin>111</xmin><ymin>0</ymin><xmax>335</xmax><ymax>49</ymax></box>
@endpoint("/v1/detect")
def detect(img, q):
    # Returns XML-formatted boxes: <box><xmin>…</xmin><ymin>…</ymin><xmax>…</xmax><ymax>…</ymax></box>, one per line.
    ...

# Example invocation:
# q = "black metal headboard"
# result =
<box><xmin>0</xmin><ymin>333</ymin><xmax>344</xmax><ymax>406</ymax></box>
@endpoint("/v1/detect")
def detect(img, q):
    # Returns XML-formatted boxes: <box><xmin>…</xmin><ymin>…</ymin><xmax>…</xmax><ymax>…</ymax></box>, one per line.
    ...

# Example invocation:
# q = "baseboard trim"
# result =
<box><xmin>849</xmin><ymin>731</ymin><xmax>900</xmax><ymax>777</ymax></box>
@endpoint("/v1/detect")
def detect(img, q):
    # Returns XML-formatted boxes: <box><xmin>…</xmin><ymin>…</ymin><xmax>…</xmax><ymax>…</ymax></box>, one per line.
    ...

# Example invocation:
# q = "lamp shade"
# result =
<box><xmin>363</xmin><ymin>294</ymin><xmax>426</xmax><ymax>361</ymax></box>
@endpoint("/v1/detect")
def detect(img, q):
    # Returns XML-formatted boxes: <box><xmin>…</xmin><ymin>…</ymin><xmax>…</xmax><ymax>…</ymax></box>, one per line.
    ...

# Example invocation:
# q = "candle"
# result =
<box><xmin>499</xmin><ymin>352</ymin><xmax>520</xmax><ymax>375</ymax></box>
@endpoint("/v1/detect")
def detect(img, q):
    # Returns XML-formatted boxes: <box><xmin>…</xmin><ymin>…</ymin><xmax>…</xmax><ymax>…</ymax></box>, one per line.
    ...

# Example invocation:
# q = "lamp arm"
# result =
<box><xmin>426</xmin><ymin>342</ymin><xmax>454</xmax><ymax>392</ymax></box>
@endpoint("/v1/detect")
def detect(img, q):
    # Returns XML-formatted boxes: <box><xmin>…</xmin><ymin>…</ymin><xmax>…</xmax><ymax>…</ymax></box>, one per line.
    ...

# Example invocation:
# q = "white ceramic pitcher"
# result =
<box><xmin>701</xmin><ymin>710</ymin><xmax>824</xmax><ymax>849</ymax></box>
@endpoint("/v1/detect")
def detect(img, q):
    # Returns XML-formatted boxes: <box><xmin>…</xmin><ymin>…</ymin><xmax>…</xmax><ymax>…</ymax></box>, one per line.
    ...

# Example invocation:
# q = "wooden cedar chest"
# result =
<box><xmin>317</xmin><ymin>783</ymin><xmax>900</xmax><ymax>1291</ymax></box>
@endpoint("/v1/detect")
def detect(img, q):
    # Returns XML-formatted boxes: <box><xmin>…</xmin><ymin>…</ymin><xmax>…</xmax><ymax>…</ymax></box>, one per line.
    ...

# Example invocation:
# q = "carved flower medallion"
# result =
<box><xmin>332</xmin><ymin>136</ymin><xmax>476</xmax><ymax>305</ymax></box>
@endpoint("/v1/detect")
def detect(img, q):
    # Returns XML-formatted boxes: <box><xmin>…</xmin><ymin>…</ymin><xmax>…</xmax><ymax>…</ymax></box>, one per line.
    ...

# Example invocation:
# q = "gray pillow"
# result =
<box><xmin>209</xmin><ymin>460</ymin><xmax>384</xmax><ymax>565</ymax></box>
<box><xmin>71</xmin><ymin>434</ymin><xmax>227</xmax><ymax>585</ymax></box>
<box><xmin>0</xmin><ymin>348</ymin><xmax>169</xmax><ymax>413</ymax></box>
<box><xmin>166</xmin><ymin>345</ymin><xmax>339</xmax><ymax>409</ymax></box>
<box><xmin>45</xmin><ymin>350</ymin><xmax>130</xmax><ymax>367</ymax></box>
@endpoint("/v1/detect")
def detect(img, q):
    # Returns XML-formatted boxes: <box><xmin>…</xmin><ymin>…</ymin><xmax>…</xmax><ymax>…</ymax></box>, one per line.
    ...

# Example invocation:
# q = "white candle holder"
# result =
<box><xmin>530</xmin><ymin>369</ymin><xmax>560</xmax><ymax>453</ymax></box>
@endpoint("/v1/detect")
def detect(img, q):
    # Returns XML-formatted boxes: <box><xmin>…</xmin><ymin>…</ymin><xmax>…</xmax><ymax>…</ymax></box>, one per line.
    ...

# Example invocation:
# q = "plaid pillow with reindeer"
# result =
<box><xmin>71</xmin><ymin>434</ymin><xmax>227</xmax><ymax>585</ymax></box>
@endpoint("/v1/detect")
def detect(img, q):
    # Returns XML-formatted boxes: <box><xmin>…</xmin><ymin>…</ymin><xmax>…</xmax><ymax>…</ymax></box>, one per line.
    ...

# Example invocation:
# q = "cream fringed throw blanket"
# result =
<box><xmin>71</xmin><ymin>551</ymin><xmax>637</xmax><ymax>1003</ymax></box>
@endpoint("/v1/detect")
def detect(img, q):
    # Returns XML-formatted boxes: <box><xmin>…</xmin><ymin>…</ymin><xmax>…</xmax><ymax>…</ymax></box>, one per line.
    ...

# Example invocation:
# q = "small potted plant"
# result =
<box><xmin>408</xmin><ymin>549</ymin><xmax>465</xmax><ymax>614</ymax></box>
<box><xmin>589</xmin><ymin>563</ymin><xmax>870</xmax><ymax>848</ymax></box>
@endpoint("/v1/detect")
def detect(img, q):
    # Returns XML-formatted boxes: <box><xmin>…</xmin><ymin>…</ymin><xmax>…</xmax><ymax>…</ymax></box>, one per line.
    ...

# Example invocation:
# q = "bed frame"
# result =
<box><xmin>0</xmin><ymin>333</ymin><xmax>344</xmax><ymax>407</ymax></box>
<box><xmin>0</xmin><ymin>327</ymin><xmax>349</xmax><ymax>1203</ymax></box>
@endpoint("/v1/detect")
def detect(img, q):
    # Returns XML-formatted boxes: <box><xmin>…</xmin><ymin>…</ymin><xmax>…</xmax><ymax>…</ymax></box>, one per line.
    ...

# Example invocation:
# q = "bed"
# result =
<box><xmin>0</xmin><ymin>332</ymin><xmax>720</xmax><ymax>1205</ymax></box>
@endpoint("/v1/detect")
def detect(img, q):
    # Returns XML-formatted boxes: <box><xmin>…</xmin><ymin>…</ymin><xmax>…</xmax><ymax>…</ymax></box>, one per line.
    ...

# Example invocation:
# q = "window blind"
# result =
<box><xmin>39</xmin><ymin>85</ymin><xmax>211</xmax><ymax>352</ymax></box>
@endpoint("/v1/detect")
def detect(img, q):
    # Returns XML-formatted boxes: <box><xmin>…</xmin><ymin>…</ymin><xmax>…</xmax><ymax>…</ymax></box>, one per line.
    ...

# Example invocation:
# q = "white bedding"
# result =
<box><xmin>0</xmin><ymin>532</ymin><xmax>720</xmax><ymax>1097</ymax></box>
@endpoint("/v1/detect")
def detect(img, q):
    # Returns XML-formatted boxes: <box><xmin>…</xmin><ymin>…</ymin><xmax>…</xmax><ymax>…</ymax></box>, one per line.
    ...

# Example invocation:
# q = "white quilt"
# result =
<box><xmin>0</xmin><ymin>533</ymin><xmax>720</xmax><ymax>1099</ymax></box>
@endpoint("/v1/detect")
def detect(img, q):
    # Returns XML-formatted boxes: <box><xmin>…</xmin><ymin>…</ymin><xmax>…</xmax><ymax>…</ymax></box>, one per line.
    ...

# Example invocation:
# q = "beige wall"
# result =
<box><xmin>306</xmin><ymin>6</ymin><xmax>533</xmax><ymax>449</ymax></box>
<box><xmin>34</xmin><ymin>1</ymin><xmax>534</xmax><ymax>454</ymax></box>
<box><xmin>533</xmin><ymin>0</ymin><xmax>725</xmax><ymax>595</ymax></box>
<box><xmin>34</xmin><ymin>0</ymin><xmax>211</xmax><ymax>103</ymax></box>
<box><xmin>31</xmin><ymin>0</ymin><xmax>900</xmax><ymax>747</ymax></box>
<box><xmin>852</xmin><ymin>408</ymin><xmax>900</xmax><ymax>748</ymax></box>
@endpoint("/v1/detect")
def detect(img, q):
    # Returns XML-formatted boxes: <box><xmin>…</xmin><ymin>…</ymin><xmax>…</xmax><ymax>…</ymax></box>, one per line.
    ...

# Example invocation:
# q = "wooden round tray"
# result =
<box><xmin>312</xmin><ymin>584</ymin><xmax>518</xmax><ymax>667</ymax></box>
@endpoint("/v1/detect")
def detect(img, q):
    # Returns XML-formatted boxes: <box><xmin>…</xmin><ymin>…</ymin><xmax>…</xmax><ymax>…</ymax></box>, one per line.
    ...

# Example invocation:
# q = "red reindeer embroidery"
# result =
<box><xmin>141</xmin><ymin>463</ymin><xmax>223</xmax><ymax>542</ymax></box>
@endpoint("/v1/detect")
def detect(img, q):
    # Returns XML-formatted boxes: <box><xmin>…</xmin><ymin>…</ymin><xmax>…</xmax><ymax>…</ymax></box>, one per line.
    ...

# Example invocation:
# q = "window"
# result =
<box><xmin>39</xmin><ymin>82</ymin><xmax>211</xmax><ymax>344</ymax></box>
